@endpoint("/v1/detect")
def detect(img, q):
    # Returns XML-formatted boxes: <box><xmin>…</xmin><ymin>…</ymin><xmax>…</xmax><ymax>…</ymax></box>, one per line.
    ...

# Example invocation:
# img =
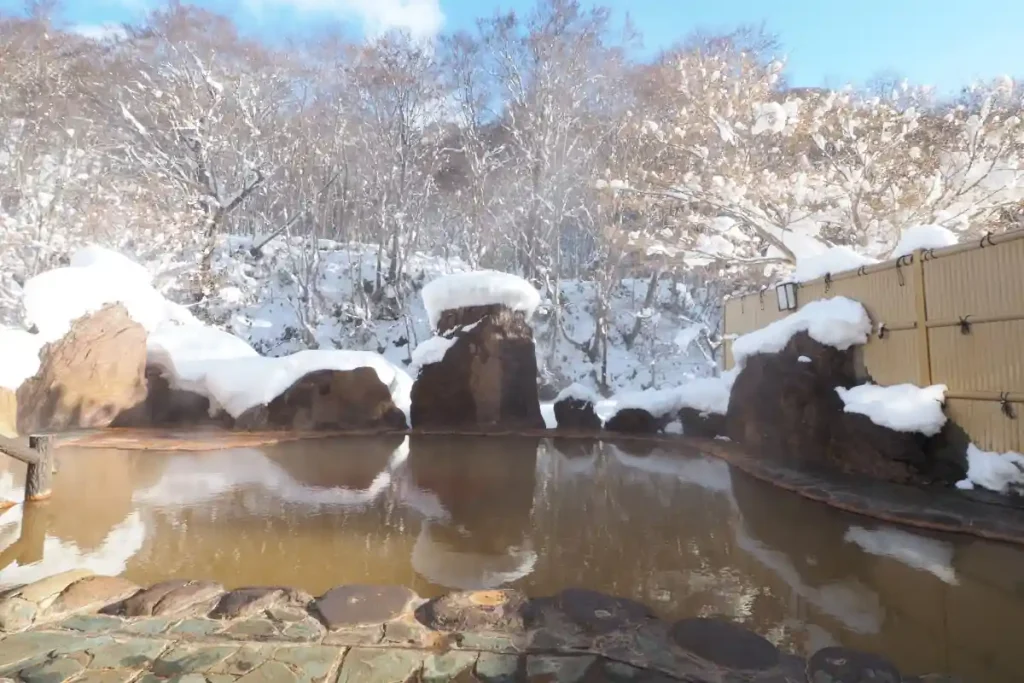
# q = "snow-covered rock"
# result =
<box><xmin>187</xmin><ymin>350</ymin><xmax>413</xmax><ymax>422</ymax></box>
<box><xmin>731</xmin><ymin>297</ymin><xmax>871</xmax><ymax>367</ymax></box>
<box><xmin>146</xmin><ymin>324</ymin><xmax>260</xmax><ymax>397</ymax></box>
<box><xmin>835</xmin><ymin>383</ymin><xmax>948</xmax><ymax>437</ymax></box>
<box><xmin>956</xmin><ymin>444</ymin><xmax>1024</xmax><ymax>494</ymax></box>
<box><xmin>23</xmin><ymin>258</ymin><xmax>198</xmax><ymax>341</ymax></box>
<box><xmin>891</xmin><ymin>224</ymin><xmax>959</xmax><ymax>259</ymax></box>
<box><xmin>410</xmin><ymin>335</ymin><xmax>458</xmax><ymax>373</ymax></box>
<box><xmin>790</xmin><ymin>246</ymin><xmax>878</xmax><ymax>283</ymax></box>
<box><xmin>421</xmin><ymin>270</ymin><xmax>540</xmax><ymax>331</ymax></box>
<box><xmin>70</xmin><ymin>245</ymin><xmax>153</xmax><ymax>285</ymax></box>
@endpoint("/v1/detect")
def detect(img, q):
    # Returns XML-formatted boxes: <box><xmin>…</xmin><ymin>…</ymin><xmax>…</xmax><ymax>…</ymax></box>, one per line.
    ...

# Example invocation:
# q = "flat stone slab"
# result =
<box><xmin>0</xmin><ymin>574</ymin><xmax>967</xmax><ymax>682</ymax></box>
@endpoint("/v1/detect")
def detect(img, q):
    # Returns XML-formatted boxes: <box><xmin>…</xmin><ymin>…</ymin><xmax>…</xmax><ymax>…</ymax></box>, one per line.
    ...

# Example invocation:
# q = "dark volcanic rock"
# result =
<box><xmin>552</xmin><ymin>396</ymin><xmax>602</xmax><ymax>431</ymax></box>
<box><xmin>112</xmin><ymin>367</ymin><xmax>216</xmax><ymax>428</ymax></box>
<box><xmin>315</xmin><ymin>585</ymin><xmax>417</xmax><ymax>631</ymax></box>
<box><xmin>238</xmin><ymin>367</ymin><xmax>407</xmax><ymax>431</ymax></box>
<box><xmin>410</xmin><ymin>304</ymin><xmax>544</xmax><ymax>429</ymax></box>
<box><xmin>676</xmin><ymin>407</ymin><xmax>726</xmax><ymax>438</ymax></box>
<box><xmin>415</xmin><ymin>589</ymin><xmax>529</xmax><ymax>634</ymax></box>
<box><xmin>604</xmin><ymin>407</ymin><xmax>667</xmax><ymax>434</ymax></box>
<box><xmin>670</xmin><ymin>617</ymin><xmax>780</xmax><ymax>671</ymax></box>
<box><xmin>725</xmin><ymin>332</ymin><xmax>943</xmax><ymax>484</ymax></box>
<box><xmin>17</xmin><ymin>304</ymin><xmax>147</xmax><ymax>433</ymax></box>
<box><xmin>552</xmin><ymin>589</ymin><xmax>653</xmax><ymax>635</ymax></box>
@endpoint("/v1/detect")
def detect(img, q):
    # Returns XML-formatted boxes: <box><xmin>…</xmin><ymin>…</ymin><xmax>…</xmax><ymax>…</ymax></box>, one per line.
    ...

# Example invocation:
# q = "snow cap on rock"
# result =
<box><xmin>731</xmin><ymin>296</ymin><xmax>872</xmax><ymax>367</ymax></box>
<box><xmin>421</xmin><ymin>270</ymin><xmax>540</xmax><ymax>331</ymax></box>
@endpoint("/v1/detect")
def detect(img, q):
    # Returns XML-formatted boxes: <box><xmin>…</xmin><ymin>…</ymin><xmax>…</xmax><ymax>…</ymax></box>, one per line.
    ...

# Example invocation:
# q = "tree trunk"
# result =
<box><xmin>25</xmin><ymin>435</ymin><xmax>54</xmax><ymax>502</ymax></box>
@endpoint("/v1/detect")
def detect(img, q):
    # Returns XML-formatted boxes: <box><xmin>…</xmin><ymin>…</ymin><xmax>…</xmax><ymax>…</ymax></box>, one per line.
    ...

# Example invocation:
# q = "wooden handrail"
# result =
<box><xmin>0</xmin><ymin>435</ymin><xmax>40</xmax><ymax>466</ymax></box>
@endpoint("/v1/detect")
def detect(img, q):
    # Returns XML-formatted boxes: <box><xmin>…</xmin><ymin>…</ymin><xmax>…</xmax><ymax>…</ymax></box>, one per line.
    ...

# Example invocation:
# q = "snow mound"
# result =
<box><xmin>23</xmin><ymin>263</ymin><xmax>198</xmax><ymax>341</ymax></box>
<box><xmin>70</xmin><ymin>245</ymin><xmax>153</xmax><ymax>285</ymax></box>
<box><xmin>147</xmin><ymin>325</ymin><xmax>259</xmax><ymax>396</ymax></box>
<box><xmin>731</xmin><ymin>297</ymin><xmax>872</xmax><ymax>367</ymax></box>
<box><xmin>956</xmin><ymin>444</ymin><xmax>1024</xmax><ymax>494</ymax></box>
<box><xmin>410</xmin><ymin>335</ymin><xmax>458</xmax><ymax>371</ymax></box>
<box><xmin>791</xmin><ymin>246</ymin><xmax>878</xmax><ymax>283</ymax></box>
<box><xmin>201</xmin><ymin>350</ymin><xmax>413</xmax><ymax>420</ymax></box>
<box><xmin>835</xmin><ymin>383</ymin><xmax>947</xmax><ymax>436</ymax></box>
<box><xmin>891</xmin><ymin>224</ymin><xmax>959</xmax><ymax>259</ymax></box>
<box><xmin>606</xmin><ymin>370</ymin><xmax>738</xmax><ymax>420</ymax></box>
<box><xmin>555</xmin><ymin>383</ymin><xmax>600</xmax><ymax>404</ymax></box>
<box><xmin>421</xmin><ymin>270</ymin><xmax>540</xmax><ymax>330</ymax></box>
<box><xmin>0</xmin><ymin>327</ymin><xmax>44</xmax><ymax>391</ymax></box>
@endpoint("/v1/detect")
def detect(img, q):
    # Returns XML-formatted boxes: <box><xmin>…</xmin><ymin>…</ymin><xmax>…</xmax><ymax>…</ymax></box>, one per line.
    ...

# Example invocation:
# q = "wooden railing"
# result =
<box><xmin>0</xmin><ymin>435</ymin><xmax>55</xmax><ymax>502</ymax></box>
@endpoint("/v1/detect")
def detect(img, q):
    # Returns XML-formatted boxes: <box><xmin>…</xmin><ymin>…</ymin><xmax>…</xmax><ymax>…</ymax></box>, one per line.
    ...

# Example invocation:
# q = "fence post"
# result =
<box><xmin>25</xmin><ymin>435</ymin><xmax>54</xmax><ymax>502</ymax></box>
<box><xmin>911</xmin><ymin>250</ymin><xmax>933</xmax><ymax>386</ymax></box>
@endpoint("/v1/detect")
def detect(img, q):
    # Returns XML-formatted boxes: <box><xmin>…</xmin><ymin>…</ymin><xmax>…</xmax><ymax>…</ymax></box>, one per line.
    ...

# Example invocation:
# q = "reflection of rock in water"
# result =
<box><xmin>549</xmin><ymin>438</ymin><xmax>600</xmax><ymax>461</ymax></box>
<box><xmin>405</xmin><ymin>435</ymin><xmax>539</xmax><ymax>589</ymax></box>
<box><xmin>263</xmin><ymin>435</ymin><xmax>406</xmax><ymax>491</ymax></box>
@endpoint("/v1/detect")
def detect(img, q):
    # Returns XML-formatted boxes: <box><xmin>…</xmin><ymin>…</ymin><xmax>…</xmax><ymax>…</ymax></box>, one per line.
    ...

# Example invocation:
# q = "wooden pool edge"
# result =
<box><xmin>53</xmin><ymin>427</ymin><xmax>1024</xmax><ymax>546</ymax></box>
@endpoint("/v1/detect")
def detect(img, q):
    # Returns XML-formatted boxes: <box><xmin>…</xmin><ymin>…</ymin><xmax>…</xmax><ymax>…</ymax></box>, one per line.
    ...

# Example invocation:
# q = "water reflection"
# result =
<box><xmin>0</xmin><ymin>436</ymin><xmax>1021</xmax><ymax>682</ymax></box>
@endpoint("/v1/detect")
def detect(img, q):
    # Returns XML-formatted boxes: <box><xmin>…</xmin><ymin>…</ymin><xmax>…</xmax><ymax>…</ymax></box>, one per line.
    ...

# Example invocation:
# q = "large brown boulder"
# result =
<box><xmin>677</xmin><ymin>407</ymin><xmax>727</xmax><ymax>439</ymax></box>
<box><xmin>410</xmin><ymin>304</ymin><xmax>544</xmax><ymax>429</ymax></box>
<box><xmin>236</xmin><ymin>366</ymin><xmax>407</xmax><ymax>431</ymax></box>
<box><xmin>112</xmin><ymin>366</ymin><xmax>217</xmax><ymax>428</ymax></box>
<box><xmin>725</xmin><ymin>332</ymin><xmax>939</xmax><ymax>484</ymax></box>
<box><xmin>604</xmin><ymin>407</ymin><xmax>667</xmax><ymax>434</ymax></box>
<box><xmin>17</xmin><ymin>304</ymin><xmax>147</xmax><ymax>434</ymax></box>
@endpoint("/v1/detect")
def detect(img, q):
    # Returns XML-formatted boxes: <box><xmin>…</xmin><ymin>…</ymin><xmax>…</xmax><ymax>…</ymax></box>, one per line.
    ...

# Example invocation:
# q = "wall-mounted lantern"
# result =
<box><xmin>776</xmin><ymin>281</ymin><xmax>798</xmax><ymax>312</ymax></box>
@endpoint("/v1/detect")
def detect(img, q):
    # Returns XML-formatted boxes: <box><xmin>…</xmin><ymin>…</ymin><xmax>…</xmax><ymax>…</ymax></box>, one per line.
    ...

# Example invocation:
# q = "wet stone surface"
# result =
<box><xmin>0</xmin><ymin>572</ymin><xmax>960</xmax><ymax>682</ymax></box>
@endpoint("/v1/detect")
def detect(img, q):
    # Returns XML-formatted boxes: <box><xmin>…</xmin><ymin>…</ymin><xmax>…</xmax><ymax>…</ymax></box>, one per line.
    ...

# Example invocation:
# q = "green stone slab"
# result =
<box><xmin>223</xmin><ymin>619</ymin><xmax>279</xmax><ymax>639</ymax></box>
<box><xmin>335</xmin><ymin>647</ymin><xmax>423</xmax><ymax>683</ymax></box>
<box><xmin>67</xmin><ymin>669</ymin><xmax>139</xmax><ymax>683</ymax></box>
<box><xmin>123</xmin><ymin>617</ymin><xmax>179</xmax><ymax>635</ymax></box>
<box><xmin>272</xmin><ymin>645</ymin><xmax>341</xmax><ymax>683</ymax></box>
<box><xmin>0</xmin><ymin>632</ymin><xmax>79</xmax><ymax>674</ymax></box>
<box><xmin>474</xmin><ymin>653</ymin><xmax>519</xmax><ymax>683</ymax></box>
<box><xmin>422</xmin><ymin>651</ymin><xmax>477</xmax><ymax>683</ymax></box>
<box><xmin>151</xmin><ymin>645</ymin><xmax>239</xmax><ymax>677</ymax></box>
<box><xmin>212</xmin><ymin>644</ymin><xmax>279</xmax><ymax>677</ymax></box>
<box><xmin>18</xmin><ymin>656</ymin><xmax>86</xmax><ymax>683</ymax></box>
<box><xmin>57</xmin><ymin>615</ymin><xmax>124</xmax><ymax>634</ymax></box>
<box><xmin>236</xmin><ymin>660</ymin><xmax>299</xmax><ymax>683</ymax></box>
<box><xmin>169</xmin><ymin>619</ymin><xmax>226</xmax><ymax>637</ymax></box>
<box><xmin>87</xmin><ymin>638</ymin><xmax>169</xmax><ymax>670</ymax></box>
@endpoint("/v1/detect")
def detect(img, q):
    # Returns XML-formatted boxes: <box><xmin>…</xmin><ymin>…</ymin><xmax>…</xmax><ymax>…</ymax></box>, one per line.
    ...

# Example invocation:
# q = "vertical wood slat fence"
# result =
<box><xmin>722</xmin><ymin>229</ymin><xmax>1024</xmax><ymax>455</ymax></box>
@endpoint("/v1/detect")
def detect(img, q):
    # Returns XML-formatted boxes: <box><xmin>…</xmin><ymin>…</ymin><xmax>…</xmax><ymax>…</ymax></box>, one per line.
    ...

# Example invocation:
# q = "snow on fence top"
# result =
<box><xmin>790</xmin><ymin>246</ymin><xmax>878</xmax><ymax>284</ymax></box>
<box><xmin>731</xmin><ymin>296</ymin><xmax>871</xmax><ymax>367</ymax></box>
<box><xmin>421</xmin><ymin>270</ymin><xmax>540</xmax><ymax>330</ymax></box>
<box><xmin>891</xmin><ymin>224</ymin><xmax>959</xmax><ymax>259</ymax></box>
<box><xmin>202</xmin><ymin>350</ymin><xmax>413</xmax><ymax>419</ymax></box>
<box><xmin>836</xmin><ymin>383</ymin><xmax>948</xmax><ymax>436</ymax></box>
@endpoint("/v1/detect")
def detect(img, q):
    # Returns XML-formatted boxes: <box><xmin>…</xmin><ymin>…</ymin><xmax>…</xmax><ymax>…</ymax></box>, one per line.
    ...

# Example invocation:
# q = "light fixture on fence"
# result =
<box><xmin>775</xmin><ymin>281</ymin><xmax>798</xmax><ymax>312</ymax></box>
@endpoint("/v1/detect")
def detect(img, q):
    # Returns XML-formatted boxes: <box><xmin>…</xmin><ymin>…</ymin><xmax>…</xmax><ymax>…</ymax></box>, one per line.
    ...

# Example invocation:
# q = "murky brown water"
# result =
<box><xmin>0</xmin><ymin>435</ymin><xmax>1021</xmax><ymax>682</ymax></box>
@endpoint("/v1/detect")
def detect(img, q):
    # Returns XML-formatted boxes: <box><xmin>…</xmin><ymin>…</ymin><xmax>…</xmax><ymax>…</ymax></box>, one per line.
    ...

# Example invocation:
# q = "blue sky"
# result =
<box><xmin>12</xmin><ymin>0</ymin><xmax>1023</xmax><ymax>93</ymax></box>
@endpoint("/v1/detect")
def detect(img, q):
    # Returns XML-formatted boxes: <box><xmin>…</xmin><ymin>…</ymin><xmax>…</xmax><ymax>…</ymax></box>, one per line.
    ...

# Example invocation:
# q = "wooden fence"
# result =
<box><xmin>722</xmin><ymin>229</ymin><xmax>1024</xmax><ymax>455</ymax></box>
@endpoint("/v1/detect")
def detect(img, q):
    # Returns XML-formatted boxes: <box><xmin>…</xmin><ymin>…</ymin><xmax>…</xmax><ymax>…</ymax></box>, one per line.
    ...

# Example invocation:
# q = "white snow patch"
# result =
<box><xmin>798</xmin><ymin>355</ymin><xmax>812</xmax><ymax>363</ymax></box>
<box><xmin>69</xmin><ymin>245</ymin><xmax>152</xmax><ymax>285</ymax></box>
<box><xmin>201</xmin><ymin>350</ymin><xmax>413</xmax><ymax>420</ymax></box>
<box><xmin>791</xmin><ymin>246</ymin><xmax>878</xmax><ymax>283</ymax></box>
<box><xmin>844</xmin><ymin>525</ymin><xmax>958</xmax><ymax>585</ymax></box>
<box><xmin>604</xmin><ymin>370</ymin><xmax>737</xmax><ymax>420</ymax></box>
<box><xmin>540</xmin><ymin>403</ymin><xmax>557</xmax><ymax>428</ymax></box>
<box><xmin>731</xmin><ymin>297</ymin><xmax>871</xmax><ymax>367</ymax></box>
<box><xmin>410</xmin><ymin>335</ymin><xmax>458</xmax><ymax>371</ymax></box>
<box><xmin>23</xmin><ymin>258</ymin><xmax>198</xmax><ymax>341</ymax></box>
<box><xmin>835</xmin><ymin>383</ymin><xmax>947</xmax><ymax>436</ymax></box>
<box><xmin>891</xmin><ymin>224</ymin><xmax>959</xmax><ymax>259</ymax></box>
<box><xmin>956</xmin><ymin>444</ymin><xmax>1024</xmax><ymax>494</ymax></box>
<box><xmin>555</xmin><ymin>383</ymin><xmax>600</xmax><ymax>404</ymax></box>
<box><xmin>0</xmin><ymin>328</ymin><xmax>44</xmax><ymax>390</ymax></box>
<box><xmin>421</xmin><ymin>270</ymin><xmax>540</xmax><ymax>330</ymax></box>
<box><xmin>146</xmin><ymin>325</ymin><xmax>259</xmax><ymax>396</ymax></box>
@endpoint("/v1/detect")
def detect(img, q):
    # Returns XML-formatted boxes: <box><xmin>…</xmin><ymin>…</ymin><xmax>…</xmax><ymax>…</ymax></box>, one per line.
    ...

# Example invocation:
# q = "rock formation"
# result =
<box><xmin>552</xmin><ymin>394</ymin><xmax>602</xmax><ymax>431</ymax></box>
<box><xmin>236</xmin><ymin>367</ymin><xmax>407</xmax><ymax>431</ymax></box>
<box><xmin>726</xmin><ymin>331</ymin><xmax>961</xmax><ymax>484</ymax></box>
<box><xmin>411</xmin><ymin>303</ymin><xmax>544</xmax><ymax>430</ymax></box>
<box><xmin>112</xmin><ymin>366</ymin><xmax>218</xmax><ymax>428</ymax></box>
<box><xmin>17</xmin><ymin>304</ymin><xmax>147</xmax><ymax>434</ymax></box>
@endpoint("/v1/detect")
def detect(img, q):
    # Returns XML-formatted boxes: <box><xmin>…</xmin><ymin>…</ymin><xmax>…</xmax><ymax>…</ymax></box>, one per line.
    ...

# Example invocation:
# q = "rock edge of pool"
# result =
<box><xmin>0</xmin><ymin>570</ymin><xmax>959</xmax><ymax>682</ymax></box>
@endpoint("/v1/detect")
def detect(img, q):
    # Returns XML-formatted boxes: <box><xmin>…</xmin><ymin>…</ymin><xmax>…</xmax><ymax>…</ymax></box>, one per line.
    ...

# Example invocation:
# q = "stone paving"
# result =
<box><xmin>0</xmin><ymin>571</ymin><xmax>960</xmax><ymax>682</ymax></box>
